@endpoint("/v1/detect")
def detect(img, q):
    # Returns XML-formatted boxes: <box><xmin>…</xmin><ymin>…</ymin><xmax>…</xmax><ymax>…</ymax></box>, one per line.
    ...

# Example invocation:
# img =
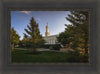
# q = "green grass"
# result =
<box><xmin>11</xmin><ymin>49</ymin><xmax>89</xmax><ymax>63</ymax></box>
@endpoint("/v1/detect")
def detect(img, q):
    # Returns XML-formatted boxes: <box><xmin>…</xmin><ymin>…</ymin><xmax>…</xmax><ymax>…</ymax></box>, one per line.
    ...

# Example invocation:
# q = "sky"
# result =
<box><xmin>11</xmin><ymin>11</ymin><xmax>71</xmax><ymax>40</ymax></box>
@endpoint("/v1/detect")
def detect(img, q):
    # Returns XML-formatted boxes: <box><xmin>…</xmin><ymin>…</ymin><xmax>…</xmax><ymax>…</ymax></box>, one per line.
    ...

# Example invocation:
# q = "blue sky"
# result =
<box><xmin>11</xmin><ymin>11</ymin><xmax>71</xmax><ymax>40</ymax></box>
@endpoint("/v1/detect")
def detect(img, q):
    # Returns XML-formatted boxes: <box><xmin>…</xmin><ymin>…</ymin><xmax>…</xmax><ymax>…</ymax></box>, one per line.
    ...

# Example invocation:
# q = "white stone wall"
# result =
<box><xmin>44</xmin><ymin>35</ymin><xmax>59</xmax><ymax>45</ymax></box>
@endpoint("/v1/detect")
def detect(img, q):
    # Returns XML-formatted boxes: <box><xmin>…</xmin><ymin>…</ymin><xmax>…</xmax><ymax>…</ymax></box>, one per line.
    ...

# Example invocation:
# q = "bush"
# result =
<box><xmin>66</xmin><ymin>50</ymin><xmax>80</xmax><ymax>62</ymax></box>
<box><xmin>46</xmin><ymin>44</ymin><xmax>61</xmax><ymax>51</ymax></box>
<box><xmin>44</xmin><ymin>44</ymin><xmax>51</xmax><ymax>48</ymax></box>
<box><xmin>66</xmin><ymin>50</ymin><xmax>89</xmax><ymax>63</ymax></box>
<box><xmin>44</xmin><ymin>44</ymin><xmax>61</xmax><ymax>50</ymax></box>
<box><xmin>49</xmin><ymin>46</ymin><xmax>54</xmax><ymax>50</ymax></box>
<box><xmin>53</xmin><ymin>44</ymin><xmax>61</xmax><ymax>50</ymax></box>
<box><xmin>79</xmin><ymin>54</ymin><xmax>89</xmax><ymax>62</ymax></box>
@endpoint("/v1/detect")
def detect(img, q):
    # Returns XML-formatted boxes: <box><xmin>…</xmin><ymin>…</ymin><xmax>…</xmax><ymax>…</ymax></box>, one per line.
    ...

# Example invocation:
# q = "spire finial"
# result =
<box><xmin>47</xmin><ymin>22</ymin><xmax>48</xmax><ymax>25</ymax></box>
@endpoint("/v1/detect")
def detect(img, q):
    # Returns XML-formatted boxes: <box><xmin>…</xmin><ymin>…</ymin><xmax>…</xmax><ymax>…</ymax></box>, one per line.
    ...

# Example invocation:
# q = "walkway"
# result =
<box><xmin>14</xmin><ymin>47</ymin><xmax>74</xmax><ymax>53</ymax></box>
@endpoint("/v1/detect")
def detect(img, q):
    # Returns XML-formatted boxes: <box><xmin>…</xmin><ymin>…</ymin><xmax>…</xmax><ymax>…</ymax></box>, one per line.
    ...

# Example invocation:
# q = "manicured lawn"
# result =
<box><xmin>11</xmin><ymin>49</ymin><xmax>89</xmax><ymax>63</ymax></box>
<box><xmin>11</xmin><ymin>49</ymin><xmax>71</xmax><ymax>63</ymax></box>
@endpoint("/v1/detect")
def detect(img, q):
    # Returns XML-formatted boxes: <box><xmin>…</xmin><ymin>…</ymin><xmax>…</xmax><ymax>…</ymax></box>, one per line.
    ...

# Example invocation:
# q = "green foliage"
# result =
<box><xmin>49</xmin><ymin>46</ymin><xmax>54</xmax><ymax>50</ymax></box>
<box><xmin>57</xmin><ymin>11</ymin><xmax>89</xmax><ymax>54</ymax></box>
<box><xmin>57</xmin><ymin>25</ymin><xmax>75</xmax><ymax>46</ymax></box>
<box><xmin>66</xmin><ymin>50</ymin><xmax>89</xmax><ymax>63</ymax></box>
<box><xmin>44</xmin><ymin>44</ymin><xmax>61</xmax><ymax>51</ymax></box>
<box><xmin>66</xmin><ymin>11</ymin><xmax>89</xmax><ymax>54</ymax></box>
<box><xmin>18</xmin><ymin>40</ymin><xmax>24</xmax><ymax>48</ymax></box>
<box><xmin>57</xmin><ymin>32</ymin><xmax>69</xmax><ymax>46</ymax></box>
<box><xmin>21</xmin><ymin>36</ymin><xmax>32</xmax><ymax>48</ymax></box>
<box><xmin>34</xmin><ymin>39</ymin><xmax>45</xmax><ymax>48</ymax></box>
<box><xmin>23</xmin><ymin>17</ymin><xmax>45</xmax><ymax>49</ymax></box>
<box><xmin>53</xmin><ymin>44</ymin><xmax>61</xmax><ymax>50</ymax></box>
<box><xmin>44</xmin><ymin>44</ymin><xmax>51</xmax><ymax>48</ymax></box>
<box><xmin>11</xmin><ymin>27</ymin><xmax>20</xmax><ymax>45</ymax></box>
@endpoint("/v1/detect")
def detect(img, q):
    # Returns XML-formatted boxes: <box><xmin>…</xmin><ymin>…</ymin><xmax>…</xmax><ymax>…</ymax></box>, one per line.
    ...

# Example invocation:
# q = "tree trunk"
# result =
<box><xmin>84</xmin><ymin>32</ymin><xmax>88</xmax><ymax>54</ymax></box>
<box><xmin>33</xmin><ymin>39</ymin><xmax>36</xmax><ymax>53</ymax></box>
<box><xmin>11</xmin><ymin>43</ymin><xmax>14</xmax><ymax>52</ymax></box>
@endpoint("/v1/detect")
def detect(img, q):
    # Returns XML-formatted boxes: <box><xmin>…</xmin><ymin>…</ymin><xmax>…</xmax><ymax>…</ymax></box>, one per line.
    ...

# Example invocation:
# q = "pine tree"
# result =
<box><xmin>24</xmin><ymin>17</ymin><xmax>43</xmax><ymax>52</ymax></box>
<box><xmin>66</xmin><ymin>11</ymin><xmax>89</xmax><ymax>54</ymax></box>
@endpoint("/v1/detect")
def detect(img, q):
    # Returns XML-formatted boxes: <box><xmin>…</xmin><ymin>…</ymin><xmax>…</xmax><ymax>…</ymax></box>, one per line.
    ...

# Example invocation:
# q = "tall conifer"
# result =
<box><xmin>66</xmin><ymin>11</ymin><xmax>89</xmax><ymax>54</ymax></box>
<box><xmin>24</xmin><ymin>17</ymin><xmax>43</xmax><ymax>52</ymax></box>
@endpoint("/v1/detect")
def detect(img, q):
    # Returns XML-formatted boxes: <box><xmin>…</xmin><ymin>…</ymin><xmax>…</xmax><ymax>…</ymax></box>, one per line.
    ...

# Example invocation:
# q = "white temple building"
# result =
<box><xmin>44</xmin><ymin>23</ymin><xmax>59</xmax><ymax>45</ymax></box>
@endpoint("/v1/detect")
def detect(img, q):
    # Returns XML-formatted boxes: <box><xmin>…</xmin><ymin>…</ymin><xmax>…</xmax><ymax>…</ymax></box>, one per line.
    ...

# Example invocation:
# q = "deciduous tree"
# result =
<box><xmin>11</xmin><ymin>27</ymin><xmax>20</xmax><ymax>52</ymax></box>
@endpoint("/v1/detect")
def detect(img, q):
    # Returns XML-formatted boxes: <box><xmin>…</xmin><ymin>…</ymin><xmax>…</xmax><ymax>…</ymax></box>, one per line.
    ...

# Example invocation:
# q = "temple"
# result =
<box><xmin>44</xmin><ymin>23</ymin><xmax>59</xmax><ymax>45</ymax></box>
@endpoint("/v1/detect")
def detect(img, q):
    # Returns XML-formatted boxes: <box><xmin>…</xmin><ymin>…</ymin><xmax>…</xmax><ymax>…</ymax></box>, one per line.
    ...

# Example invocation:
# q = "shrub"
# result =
<box><xmin>44</xmin><ymin>44</ymin><xmax>51</xmax><ymax>48</ymax></box>
<box><xmin>66</xmin><ymin>50</ymin><xmax>80</xmax><ymax>62</ymax></box>
<box><xmin>44</xmin><ymin>44</ymin><xmax>61</xmax><ymax>50</ymax></box>
<box><xmin>53</xmin><ymin>44</ymin><xmax>61</xmax><ymax>50</ymax></box>
<box><xmin>49</xmin><ymin>46</ymin><xmax>54</xmax><ymax>50</ymax></box>
<box><xmin>47</xmin><ymin>44</ymin><xmax>61</xmax><ymax>51</ymax></box>
<box><xmin>79</xmin><ymin>54</ymin><xmax>89</xmax><ymax>62</ymax></box>
<box><xmin>66</xmin><ymin>50</ymin><xmax>89</xmax><ymax>63</ymax></box>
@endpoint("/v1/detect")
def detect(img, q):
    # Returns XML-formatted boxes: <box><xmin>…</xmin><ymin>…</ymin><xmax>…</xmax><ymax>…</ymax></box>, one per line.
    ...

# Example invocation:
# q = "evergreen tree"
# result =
<box><xmin>66</xmin><ymin>11</ymin><xmax>89</xmax><ymax>54</ymax></box>
<box><xmin>24</xmin><ymin>17</ymin><xmax>44</xmax><ymax>52</ymax></box>
<box><xmin>57</xmin><ymin>25</ymin><xmax>74</xmax><ymax>47</ymax></box>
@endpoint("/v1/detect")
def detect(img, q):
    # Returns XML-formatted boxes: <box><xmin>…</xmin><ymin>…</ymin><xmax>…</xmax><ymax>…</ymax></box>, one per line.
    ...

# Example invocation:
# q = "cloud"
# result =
<box><xmin>20</xmin><ymin>11</ymin><xmax>31</xmax><ymax>15</ymax></box>
<box><xmin>37</xmin><ymin>18</ymin><xmax>41</xmax><ymax>21</ymax></box>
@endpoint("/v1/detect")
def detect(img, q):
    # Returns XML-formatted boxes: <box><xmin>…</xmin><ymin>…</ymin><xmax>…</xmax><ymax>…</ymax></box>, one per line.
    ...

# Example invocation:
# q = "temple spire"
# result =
<box><xmin>45</xmin><ymin>22</ymin><xmax>50</xmax><ymax>36</ymax></box>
